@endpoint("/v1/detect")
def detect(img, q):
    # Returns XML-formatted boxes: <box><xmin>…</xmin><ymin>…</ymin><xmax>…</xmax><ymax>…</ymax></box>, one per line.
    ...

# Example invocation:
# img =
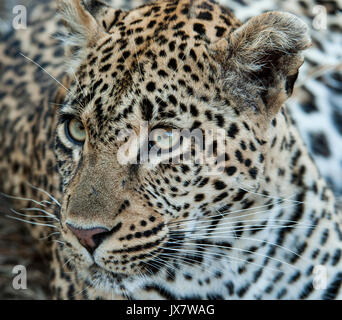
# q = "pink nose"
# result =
<box><xmin>67</xmin><ymin>224</ymin><xmax>109</xmax><ymax>252</ymax></box>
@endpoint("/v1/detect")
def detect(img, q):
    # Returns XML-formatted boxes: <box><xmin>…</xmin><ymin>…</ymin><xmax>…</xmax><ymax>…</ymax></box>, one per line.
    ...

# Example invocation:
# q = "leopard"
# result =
<box><xmin>0</xmin><ymin>0</ymin><xmax>342</xmax><ymax>300</ymax></box>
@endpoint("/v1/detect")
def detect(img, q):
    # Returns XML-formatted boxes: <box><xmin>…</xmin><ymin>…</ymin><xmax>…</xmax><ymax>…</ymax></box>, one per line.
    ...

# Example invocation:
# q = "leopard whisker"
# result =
<box><xmin>158</xmin><ymin>240</ymin><xmax>221</xmax><ymax>273</ymax></box>
<box><xmin>165</xmin><ymin>195</ymin><xmax>297</xmax><ymax>226</ymax></box>
<box><xmin>52</xmin><ymin>240</ymin><xmax>65</xmax><ymax>245</ymax></box>
<box><xmin>147</xmin><ymin>254</ymin><xmax>179</xmax><ymax>279</ymax></box>
<box><xmin>19</xmin><ymin>52</ymin><xmax>85</xmax><ymax>110</ymax></box>
<box><xmin>174</xmin><ymin>234</ymin><xmax>313</xmax><ymax>265</ymax></box>
<box><xmin>70</xmin><ymin>68</ymin><xmax>87</xmax><ymax>102</ymax></box>
<box><xmin>158</xmin><ymin>246</ymin><xmax>281</xmax><ymax>273</ymax></box>
<box><xmin>129</xmin><ymin>237</ymin><xmax>177</xmax><ymax>279</ymax></box>
<box><xmin>169</xmin><ymin>222</ymin><xmax>314</xmax><ymax>238</ymax></box>
<box><xmin>40</xmin><ymin>200</ymin><xmax>54</xmax><ymax>206</ymax></box>
<box><xmin>166</xmin><ymin>200</ymin><xmax>301</xmax><ymax>228</ymax></box>
<box><xmin>72</xmin><ymin>278</ymin><xmax>93</xmax><ymax>299</ymax></box>
<box><xmin>26</xmin><ymin>182</ymin><xmax>61</xmax><ymax>207</ymax></box>
<box><xmin>6</xmin><ymin>210</ymin><xmax>58</xmax><ymax>228</ymax></box>
<box><xmin>38</xmin><ymin>231</ymin><xmax>61</xmax><ymax>241</ymax></box>
<box><xmin>157</xmin><ymin>249</ymin><xmax>279</xmax><ymax>274</ymax></box>
<box><xmin>49</xmin><ymin>102</ymin><xmax>65</xmax><ymax>107</ymax></box>
<box><xmin>0</xmin><ymin>192</ymin><xmax>47</xmax><ymax>207</ymax></box>
<box><xmin>238</xmin><ymin>186</ymin><xmax>305</xmax><ymax>205</ymax></box>
<box><xmin>156</xmin><ymin>251</ymin><xmax>217</xmax><ymax>277</ymax></box>
<box><xmin>62</xmin><ymin>257</ymin><xmax>74</xmax><ymax>269</ymax></box>
<box><xmin>170</xmin><ymin>217</ymin><xmax>315</xmax><ymax>234</ymax></box>
<box><xmin>163</xmin><ymin>239</ymin><xmax>299</xmax><ymax>271</ymax></box>
<box><xmin>10</xmin><ymin>209</ymin><xmax>56</xmax><ymax>221</ymax></box>
<box><xmin>21</xmin><ymin>207</ymin><xmax>59</xmax><ymax>221</ymax></box>
<box><xmin>140</xmin><ymin>259</ymin><xmax>160</xmax><ymax>278</ymax></box>
<box><xmin>129</xmin><ymin>36</ymin><xmax>144</xmax><ymax>85</ymax></box>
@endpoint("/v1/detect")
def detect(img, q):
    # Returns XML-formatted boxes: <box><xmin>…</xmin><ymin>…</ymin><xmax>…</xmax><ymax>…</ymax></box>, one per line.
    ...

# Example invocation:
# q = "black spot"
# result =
<box><xmin>193</xmin><ymin>23</ymin><xmax>206</xmax><ymax>36</ymax></box>
<box><xmin>168</xmin><ymin>95</ymin><xmax>177</xmax><ymax>106</ymax></box>
<box><xmin>235</xmin><ymin>150</ymin><xmax>243</xmax><ymax>163</ymax></box>
<box><xmin>320</xmin><ymin>229</ymin><xmax>329</xmax><ymax>245</ymax></box>
<box><xmin>168</xmin><ymin>41</ymin><xmax>176</xmax><ymax>52</ymax></box>
<box><xmin>194</xmin><ymin>194</ymin><xmax>205</xmax><ymax>202</ymax></box>
<box><xmin>225</xmin><ymin>166</ymin><xmax>237</xmax><ymax>176</ymax></box>
<box><xmin>332</xmin><ymin>108</ymin><xmax>342</xmax><ymax>135</ymax></box>
<box><xmin>213</xmin><ymin>192</ymin><xmax>228</xmax><ymax>203</ymax></box>
<box><xmin>198</xmin><ymin>177</ymin><xmax>209</xmax><ymax>187</ymax></box>
<box><xmin>331</xmin><ymin>249</ymin><xmax>341</xmax><ymax>266</ymax></box>
<box><xmin>233</xmin><ymin>189</ymin><xmax>247</xmax><ymax>202</ymax></box>
<box><xmin>140</xmin><ymin>98</ymin><xmax>154</xmax><ymax>121</ymax></box>
<box><xmin>147</xmin><ymin>20</ymin><xmax>156</xmax><ymax>28</ymax></box>
<box><xmin>309</xmin><ymin>132</ymin><xmax>331</xmax><ymax>157</ymax></box>
<box><xmin>236</xmin><ymin>284</ymin><xmax>250</xmax><ymax>298</ymax></box>
<box><xmin>190</xmin><ymin>104</ymin><xmax>199</xmax><ymax>116</ymax></box>
<box><xmin>140</xmin><ymin>220</ymin><xmax>147</xmax><ymax>227</ymax></box>
<box><xmin>167</xmin><ymin>58</ymin><xmax>177</xmax><ymax>71</ymax></box>
<box><xmin>144</xmin><ymin>284</ymin><xmax>177</xmax><ymax>300</ymax></box>
<box><xmin>225</xmin><ymin>281</ymin><xmax>234</xmax><ymax>295</ymax></box>
<box><xmin>249</xmin><ymin>142</ymin><xmax>256</xmax><ymax>151</ymax></box>
<box><xmin>215</xmin><ymin>26</ymin><xmax>226</xmax><ymax>37</ymax></box>
<box><xmin>173</xmin><ymin>21</ymin><xmax>185</xmax><ymax>30</ymax></box>
<box><xmin>146</xmin><ymin>81</ymin><xmax>156</xmax><ymax>92</ymax></box>
<box><xmin>297</xmin><ymin>280</ymin><xmax>314</xmax><ymax>299</ymax></box>
<box><xmin>301</xmin><ymin>102</ymin><xmax>319</xmax><ymax>113</ymax></box>
<box><xmin>205</xmin><ymin>110</ymin><xmax>213</xmax><ymax>121</ymax></box>
<box><xmin>248</xmin><ymin>167</ymin><xmax>258</xmax><ymax>179</ymax></box>
<box><xmin>189</xmin><ymin>49</ymin><xmax>197</xmax><ymax>61</ymax></box>
<box><xmin>215</xmin><ymin>114</ymin><xmax>224</xmax><ymax>127</ymax></box>
<box><xmin>244</xmin><ymin>159</ymin><xmax>251</xmax><ymax>167</ymax></box>
<box><xmin>321</xmin><ymin>272</ymin><xmax>342</xmax><ymax>299</ymax></box>
<box><xmin>287</xmin><ymin>270</ymin><xmax>301</xmax><ymax>284</ymax></box>
<box><xmin>197</xmin><ymin>11</ymin><xmax>213</xmax><ymax>21</ymax></box>
<box><xmin>67</xmin><ymin>284</ymin><xmax>75</xmax><ymax>300</ymax></box>
<box><xmin>184</xmin><ymin>273</ymin><xmax>192</xmax><ymax>280</ymax></box>
<box><xmin>99</xmin><ymin>64</ymin><xmax>111</xmax><ymax>72</ymax></box>
<box><xmin>213</xmin><ymin>180</ymin><xmax>226</xmax><ymax>190</ymax></box>
<box><xmin>158</xmin><ymin>70</ymin><xmax>168</xmax><ymax>77</ymax></box>
<box><xmin>228</xmin><ymin>123</ymin><xmax>239</xmax><ymax>138</ymax></box>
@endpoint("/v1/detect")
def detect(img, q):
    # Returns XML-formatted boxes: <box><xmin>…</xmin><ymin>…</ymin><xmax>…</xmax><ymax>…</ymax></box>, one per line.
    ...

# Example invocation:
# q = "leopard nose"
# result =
<box><xmin>67</xmin><ymin>223</ymin><xmax>109</xmax><ymax>253</ymax></box>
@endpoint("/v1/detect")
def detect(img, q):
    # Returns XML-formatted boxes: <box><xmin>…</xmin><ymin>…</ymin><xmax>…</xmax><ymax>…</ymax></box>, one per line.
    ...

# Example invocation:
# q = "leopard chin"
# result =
<box><xmin>83</xmin><ymin>264</ymin><xmax>145</xmax><ymax>296</ymax></box>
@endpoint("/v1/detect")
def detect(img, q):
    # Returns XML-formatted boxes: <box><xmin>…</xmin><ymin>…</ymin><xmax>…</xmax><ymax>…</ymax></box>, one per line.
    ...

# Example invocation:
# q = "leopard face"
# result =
<box><xmin>54</xmin><ymin>0</ymin><xmax>311</xmax><ymax>292</ymax></box>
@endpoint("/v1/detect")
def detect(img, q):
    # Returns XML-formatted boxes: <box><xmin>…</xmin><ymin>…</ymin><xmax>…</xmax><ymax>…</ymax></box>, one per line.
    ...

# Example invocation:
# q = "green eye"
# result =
<box><xmin>65</xmin><ymin>118</ymin><xmax>86</xmax><ymax>145</ymax></box>
<box><xmin>150</xmin><ymin>129</ymin><xmax>179</xmax><ymax>150</ymax></box>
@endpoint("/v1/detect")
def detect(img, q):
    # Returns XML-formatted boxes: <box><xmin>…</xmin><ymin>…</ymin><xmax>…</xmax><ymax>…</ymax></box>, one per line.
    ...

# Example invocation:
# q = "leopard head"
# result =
<box><xmin>55</xmin><ymin>0</ymin><xmax>310</xmax><ymax>292</ymax></box>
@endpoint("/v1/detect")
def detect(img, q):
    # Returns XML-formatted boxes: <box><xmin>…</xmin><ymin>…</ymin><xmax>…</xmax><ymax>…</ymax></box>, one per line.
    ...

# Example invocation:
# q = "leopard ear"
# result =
<box><xmin>57</xmin><ymin>0</ymin><xmax>122</xmax><ymax>69</ymax></box>
<box><xmin>212</xmin><ymin>12</ymin><xmax>311</xmax><ymax>116</ymax></box>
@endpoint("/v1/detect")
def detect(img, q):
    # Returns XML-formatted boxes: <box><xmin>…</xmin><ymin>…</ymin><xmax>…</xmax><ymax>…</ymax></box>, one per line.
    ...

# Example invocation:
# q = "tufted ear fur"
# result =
<box><xmin>57</xmin><ymin>0</ymin><xmax>121</xmax><ymax>70</ymax></box>
<box><xmin>212</xmin><ymin>12</ymin><xmax>311</xmax><ymax>117</ymax></box>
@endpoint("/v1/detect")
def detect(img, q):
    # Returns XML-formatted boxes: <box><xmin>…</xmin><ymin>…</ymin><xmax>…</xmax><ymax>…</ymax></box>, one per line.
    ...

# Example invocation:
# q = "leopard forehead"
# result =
<box><xmin>62</xmin><ymin>0</ymin><xmax>242</xmax><ymax>136</ymax></box>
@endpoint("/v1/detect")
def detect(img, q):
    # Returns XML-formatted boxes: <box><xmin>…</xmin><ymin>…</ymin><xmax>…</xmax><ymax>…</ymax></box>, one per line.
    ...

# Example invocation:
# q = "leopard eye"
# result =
<box><xmin>65</xmin><ymin>118</ymin><xmax>86</xmax><ymax>145</ymax></box>
<box><xmin>150</xmin><ymin>128</ymin><xmax>180</xmax><ymax>151</ymax></box>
